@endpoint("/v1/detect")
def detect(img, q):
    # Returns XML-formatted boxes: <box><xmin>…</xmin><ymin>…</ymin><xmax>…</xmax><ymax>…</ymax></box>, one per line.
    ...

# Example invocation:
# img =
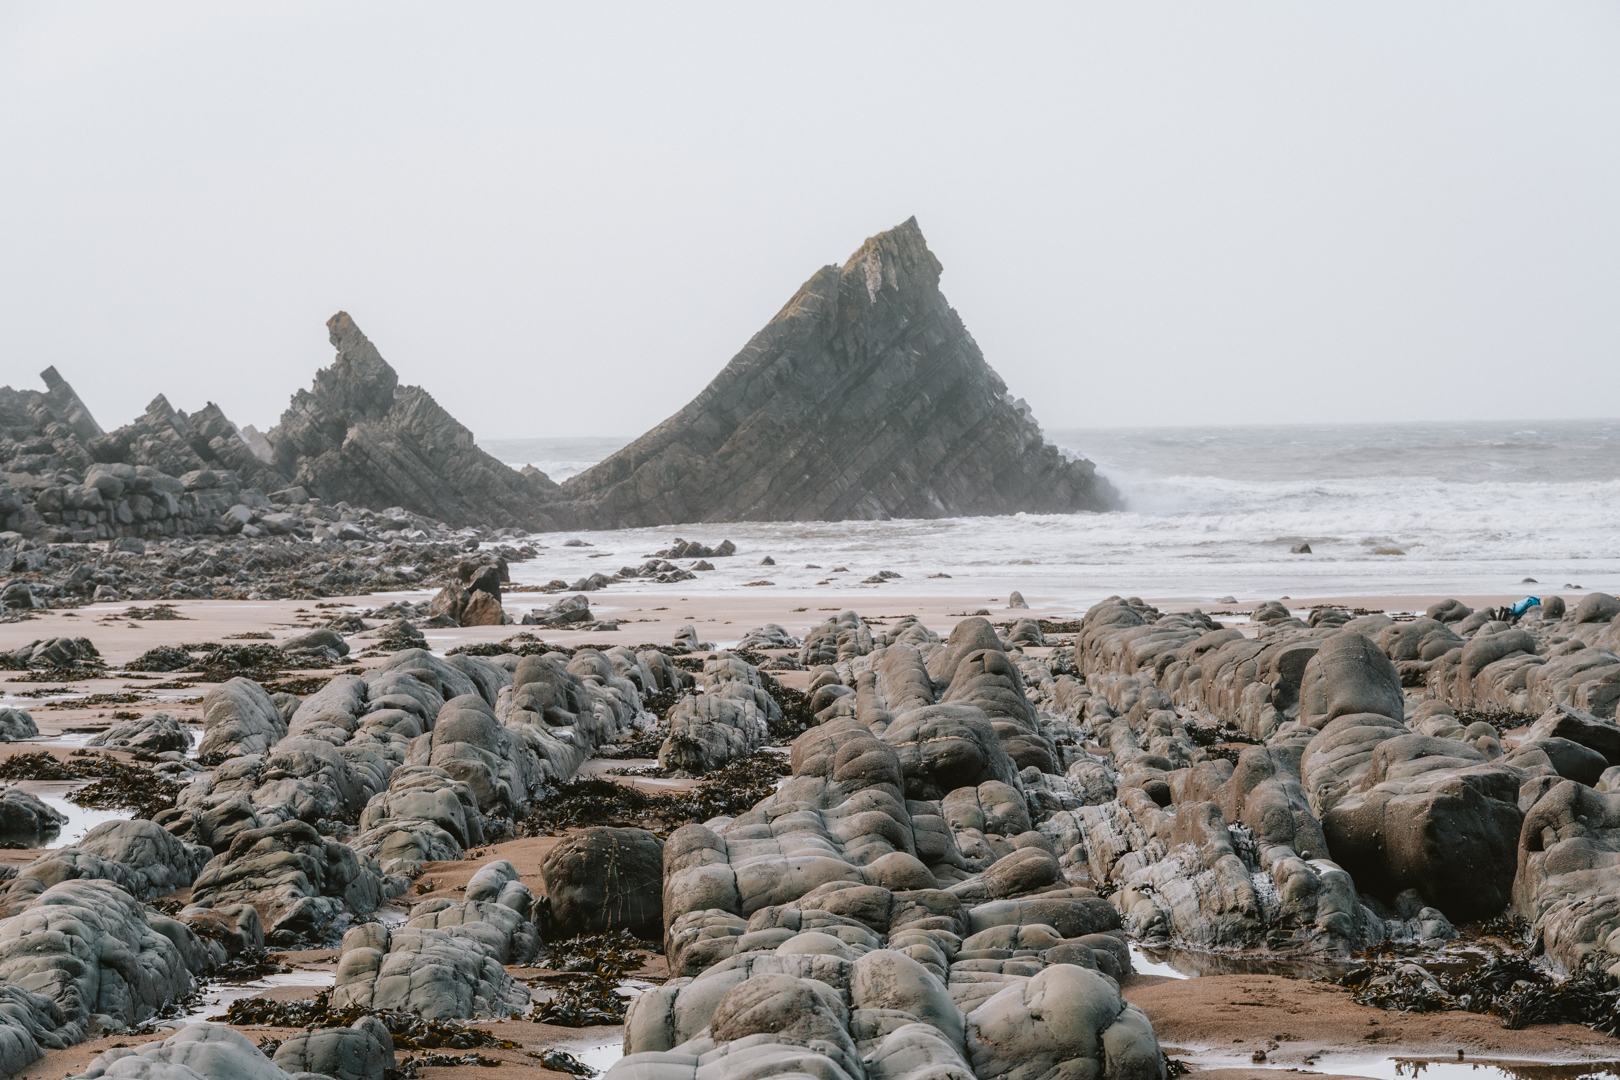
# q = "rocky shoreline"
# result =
<box><xmin>1</xmin><ymin>219</ymin><xmax>1115</xmax><ymax>554</ymax></box>
<box><xmin>0</xmin><ymin>579</ymin><xmax>1614</xmax><ymax>1079</ymax></box>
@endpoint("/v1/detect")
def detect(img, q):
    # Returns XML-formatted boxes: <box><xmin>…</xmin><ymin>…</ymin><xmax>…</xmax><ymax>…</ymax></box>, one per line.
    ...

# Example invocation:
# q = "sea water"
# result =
<box><xmin>481</xmin><ymin>420</ymin><xmax>1620</xmax><ymax>609</ymax></box>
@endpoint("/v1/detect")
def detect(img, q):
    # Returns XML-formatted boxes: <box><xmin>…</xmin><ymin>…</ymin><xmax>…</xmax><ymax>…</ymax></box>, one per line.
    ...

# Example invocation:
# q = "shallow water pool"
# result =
<box><xmin>573</xmin><ymin>1041</ymin><xmax>625</xmax><ymax>1075</ymax></box>
<box><xmin>1131</xmin><ymin>940</ymin><xmax>1354</xmax><ymax>981</ymax></box>
<box><xmin>6</xmin><ymin>780</ymin><xmax>132</xmax><ymax>846</ymax></box>
<box><xmin>168</xmin><ymin>968</ymin><xmax>338</xmax><ymax>1029</ymax></box>
<box><xmin>1182</xmin><ymin>1052</ymin><xmax>1620</xmax><ymax>1080</ymax></box>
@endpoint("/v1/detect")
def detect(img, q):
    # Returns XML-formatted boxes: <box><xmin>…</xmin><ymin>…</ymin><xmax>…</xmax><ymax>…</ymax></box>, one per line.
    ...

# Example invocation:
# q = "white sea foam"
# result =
<box><xmin>481</xmin><ymin>420</ymin><xmax>1620</xmax><ymax>609</ymax></box>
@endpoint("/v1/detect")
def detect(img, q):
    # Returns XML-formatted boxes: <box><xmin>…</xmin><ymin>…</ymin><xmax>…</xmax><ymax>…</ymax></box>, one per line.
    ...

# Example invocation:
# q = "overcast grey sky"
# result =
<box><xmin>2</xmin><ymin>3</ymin><xmax>1616</xmax><ymax>440</ymax></box>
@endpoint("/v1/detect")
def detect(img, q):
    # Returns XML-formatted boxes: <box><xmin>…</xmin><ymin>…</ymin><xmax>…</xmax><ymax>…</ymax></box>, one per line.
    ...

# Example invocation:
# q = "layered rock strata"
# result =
<box><xmin>265</xmin><ymin>312</ymin><xmax>563</xmax><ymax>530</ymax></box>
<box><xmin>558</xmin><ymin>218</ymin><xmax>1118</xmax><ymax>527</ymax></box>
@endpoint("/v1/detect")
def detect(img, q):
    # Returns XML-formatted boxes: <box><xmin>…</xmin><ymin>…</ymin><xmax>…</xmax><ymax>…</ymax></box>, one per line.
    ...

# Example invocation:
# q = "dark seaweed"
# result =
<box><xmin>185</xmin><ymin>643</ymin><xmax>294</xmax><ymax>680</ymax></box>
<box><xmin>392</xmin><ymin>1053</ymin><xmax>504</xmax><ymax>1075</ymax></box>
<box><xmin>212</xmin><ymin>988</ymin><xmax>528</xmax><ymax>1047</ymax></box>
<box><xmin>71</xmin><ymin>768</ymin><xmax>180</xmax><ymax>819</ymax></box>
<box><xmin>43</xmin><ymin>691</ymin><xmax>146</xmax><ymax>708</ymax></box>
<box><xmin>127</xmin><ymin>645</ymin><xmax>194</xmax><ymax>672</ymax></box>
<box><xmin>122</xmin><ymin>605</ymin><xmax>188</xmax><ymax>621</ymax></box>
<box><xmin>1185</xmin><ymin>720</ymin><xmax>1262</xmax><ymax>748</ymax></box>
<box><xmin>1341</xmin><ymin>953</ymin><xmax>1620</xmax><ymax>1035</ymax></box>
<box><xmin>0</xmin><ymin>750</ymin><xmax>178</xmax><ymax>817</ymax></box>
<box><xmin>517</xmin><ymin>751</ymin><xmax>787</xmax><ymax>838</ymax></box>
<box><xmin>1037</xmin><ymin>619</ymin><xmax>1084</xmax><ymax>634</ymax></box>
<box><xmin>593</xmin><ymin>727</ymin><xmax>671</xmax><ymax>761</ymax></box>
<box><xmin>530</xmin><ymin>930</ymin><xmax>646</xmax><ymax>1027</ymax></box>
<box><xmin>1455</xmin><ymin>706</ymin><xmax>1540</xmax><ymax>736</ymax></box>
<box><xmin>640</xmin><ymin>686</ymin><xmax>686</xmax><ymax>724</ymax></box>
<box><xmin>263</xmin><ymin>674</ymin><xmax>342</xmax><ymax>695</ymax></box>
<box><xmin>447</xmin><ymin>633</ymin><xmax>559</xmax><ymax>658</ymax></box>
<box><xmin>761</xmin><ymin>674</ymin><xmax>814</xmax><ymax>743</ymax></box>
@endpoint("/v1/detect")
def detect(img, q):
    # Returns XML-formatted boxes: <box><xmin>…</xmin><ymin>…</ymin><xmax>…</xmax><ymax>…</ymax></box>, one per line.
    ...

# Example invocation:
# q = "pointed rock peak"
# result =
<box><xmin>35</xmin><ymin>365</ymin><xmax>104</xmax><ymax>442</ymax></box>
<box><xmin>315</xmin><ymin>311</ymin><xmax>399</xmax><ymax>417</ymax></box>
<box><xmin>262</xmin><ymin>313</ymin><xmax>560</xmax><ymax>529</ymax></box>
<box><xmin>558</xmin><ymin>218</ymin><xmax>1118</xmax><ymax>526</ymax></box>
<box><xmin>842</xmin><ymin>215</ymin><xmax>941</xmax><ymax>304</ymax></box>
<box><xmin>144</xmin><ymin>394</ymin><xmax>180</xmax><ymax>425</ymax></box>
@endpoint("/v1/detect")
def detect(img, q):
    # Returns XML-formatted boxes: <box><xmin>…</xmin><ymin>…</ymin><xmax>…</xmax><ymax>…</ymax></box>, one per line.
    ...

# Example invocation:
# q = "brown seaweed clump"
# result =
<box><xmin>127</xmin><ymin>645</ymin><xmax>194</xmax><ymax>672</ymax></box>
<box><xmin>213</xmin><ymin>989</ymin><xmax>532</xmax><ymax>1050</ymax></box>
<box><xmin>517</xmin><ymin>751</ymin><xmax>788</xmax><ymax>838</ymax></box>
<box><xmin>529</xmin><ymin>930</ymin><xmax>648</xmax><ymax>1027</ymax></box>
<box><xmin>1341</xmin><ymin>952</ymin><xmax>1620</xmax><ymax>1035</ymax></box>
<box><xmin>0</xmin><ymin>751</ymin><xmax>179</xmax><ymax>819</ymax></box>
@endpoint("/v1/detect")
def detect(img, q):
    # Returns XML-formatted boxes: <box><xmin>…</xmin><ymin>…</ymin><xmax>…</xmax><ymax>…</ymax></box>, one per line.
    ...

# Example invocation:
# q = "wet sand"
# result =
<box><xmin>1125</xmin><ymin>972</ymin><xmax>1620</xmax><ymax>1075</ymax></box>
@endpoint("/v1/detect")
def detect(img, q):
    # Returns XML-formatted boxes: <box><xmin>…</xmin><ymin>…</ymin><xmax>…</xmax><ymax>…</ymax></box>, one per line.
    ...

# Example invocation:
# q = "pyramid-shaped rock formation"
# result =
<box><xmin>555</xmin><ymin>217</ymin><xmax>1118</xmax><ymax>526</ymax></box>
<box><xmin>265</xmin><ymin>312</ymin><xmax>561</xmax><ymax>530</ymax></box>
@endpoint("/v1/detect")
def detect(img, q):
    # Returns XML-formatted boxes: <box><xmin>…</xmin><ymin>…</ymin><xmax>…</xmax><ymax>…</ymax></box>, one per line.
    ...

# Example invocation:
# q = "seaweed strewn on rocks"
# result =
<box><xmin>213</xmin><ymin>988</ymin><xmax>528</xmax><ymax>1048</ymax></box>
<box><xmin>127</xmin><ymin>644</ymin><xmax>194</xmax><ymax>671</ymax></box>
<box><xmin>531</xmin><ymin>931</ymin><xmax>649</xmax><ymax>1026</ymax></box>
<box><xmin>70</xmin><ymin>768</ymin><xmax>181</xmax><ymax>819</ymax></box>
<box><xmin>445</xmin><ymin>632</ymin><xmax>557</xmax><ymax>659</ymax></box>
<box><xmin>594</xmin><ymin>728</ymin><xmax>671</xmax><ymax>761</ymax></box>
<box><xmin>1453</xmin><ymin>706</ymin><xmax>1540</xmax><ymax>735</ymax></box>
<box><xmin>394</xmin><ymin>1052</ymin><xmax>504</xmax><ymax>1074</ymax></box>
<box><xmin>0</xmin><ymin>751</ymin><xmax>180</xmax><ymax>818</ymax></box>
<box><xmin>640</xmin><ymin>686</ymin><xmax>686</xmax><ymax>724</ymax></box>
<box><xmin>212</xmin><ymin>992</ymin><xmax>334</xmax><ymax>1027</ymax></box>
<box><xmin>1342</xmin><ymin>954</ymin><xmax>1620</xmax><ymax>1035</ymax></box>
<box><xmin>531</xmin><ymin>1049</ymin><xmax>597</xmax><ymax>1076</ymax></box>
<box><xmin>122</xmin><ymin>605</ymin><xmax>188</xmax><ymax>620</ymax></box>
<box><xmin>43</xmin><ymin>691</ymin><xmax>145</xmax><ymax>708</ymax></box>
<box><xmin>186</xmin><ymin>643</ymin><xmax>322</xmax><ymax>681</ymax></box>
<box><xmin>762</xmin><ymin>676</ymin><xmax>814</xmax><ymax>742</ymax></box>
<box><xmin>517</xmin><ymin>752</ymin><xmax>787</xmax><ymax>837</ymax></box>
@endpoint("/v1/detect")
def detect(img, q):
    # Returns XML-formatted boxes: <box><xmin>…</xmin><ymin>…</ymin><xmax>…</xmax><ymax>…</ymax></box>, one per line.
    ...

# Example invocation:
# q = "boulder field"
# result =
<box><xmin>0</xmin><ymin>592</ymin><xmax>1617</xmax><ymax>1078</ymax></box>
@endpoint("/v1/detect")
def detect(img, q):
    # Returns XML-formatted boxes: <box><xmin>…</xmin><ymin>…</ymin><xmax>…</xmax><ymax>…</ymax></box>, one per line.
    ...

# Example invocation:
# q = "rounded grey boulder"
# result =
<box><xmin>1298</xmin><ymin>632</ymin><xmax>1403</xmax><ymax>729</ymax></box>
<box><xmin>70</xmin><ymin>1023</ymin><xmax>294</xmax><ymax>1079</ymax></box>
<box><xmin>0</xmin><ymin>787</ymin><xmax>65</xmax><ymax>837</ymax></box>
<box><xmin>1575</xmin><ymin>592</ymin><xmax>1620</xmax><ymax>624</ymax></box>
<box><xmin>199</xmin><ymin>677</ymin><xmax>288</xmax><ymax>760</ymax></box>
<box><xmin>87</xmin><ymin>712</ymin><xmax>192</xmax><ymax>754</ymax></box>
<box><xmin>965</xmin><ymin>963</ymin><xmax>1164</xmax><ymax>1080</ymax></box>
<box><xmin>542</xmin><ymin>826</ymin><xmax>664</xmax><ymax>938</ymax></box>
<box><xmin>0</xmin><ymin>708</ymin><xmax>38</xmax><ymax>742</ymax></box>
<box><xmin>273</xmin><ymin>1015</ymin><xmax>392</xmax><ymax>1080</ymax></box>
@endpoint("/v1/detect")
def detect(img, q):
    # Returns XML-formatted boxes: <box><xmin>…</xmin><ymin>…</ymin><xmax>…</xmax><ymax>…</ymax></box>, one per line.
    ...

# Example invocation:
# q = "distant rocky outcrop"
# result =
<box><xmin>556</xmin><ymin>217</ymin><xmax>1118</xmax><ymax>526</ymax></box>
<box><xmin>2</xmin><ymin>219</ymin><xmax>1117</xmax><ymax>535</ymax></box>
<box><xmin>265</xmin><ymin>312</ymin><xmax>561</xmax><ymax>530</ymax></box>
<box><xmin>0</xmin><ymin>371</ymin><xmax>292</xmax><ymax>542</ymax></box>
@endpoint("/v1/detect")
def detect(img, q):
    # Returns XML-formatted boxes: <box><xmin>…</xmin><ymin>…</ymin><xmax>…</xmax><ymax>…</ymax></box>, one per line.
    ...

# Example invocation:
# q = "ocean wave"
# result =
<box><xmin>481</xmin><ymin>420</ymin><xmax>1620</xmax><ymax>606</ymax></box>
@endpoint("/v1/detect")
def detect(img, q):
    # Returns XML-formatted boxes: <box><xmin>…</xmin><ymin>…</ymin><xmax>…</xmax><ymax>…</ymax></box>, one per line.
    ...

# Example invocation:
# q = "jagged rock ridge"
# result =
<box><xmin>264</xmin><ymin>312</ymin><xmax>560</xmax><ymax>530</ymax></box>
<box><xmin>0</xmin><ymin>371</ymin><xmax>275</xmax><ymax>488</ymax></box>
<box><xmin>555</xmin><ymin>216</ymin><xmax>1118</xmax><ymax>526</ymax></box>
<box><xmin>2</xmin><ymin>219</ymin><xmax>1117</xmax><ymax>534</ymax></box>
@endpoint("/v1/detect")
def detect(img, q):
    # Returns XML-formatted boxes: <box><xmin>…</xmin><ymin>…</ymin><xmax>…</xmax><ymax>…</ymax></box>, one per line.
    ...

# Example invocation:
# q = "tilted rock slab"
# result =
<box><xmin>266</xmin><ymin>310</ymin><xmax>562</xmax><ymax>530</ymax></box>
<box><xmin>556</xmin><ymin>218</ymin><xmax>1118</xmax><ymax>527</ymax></box>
